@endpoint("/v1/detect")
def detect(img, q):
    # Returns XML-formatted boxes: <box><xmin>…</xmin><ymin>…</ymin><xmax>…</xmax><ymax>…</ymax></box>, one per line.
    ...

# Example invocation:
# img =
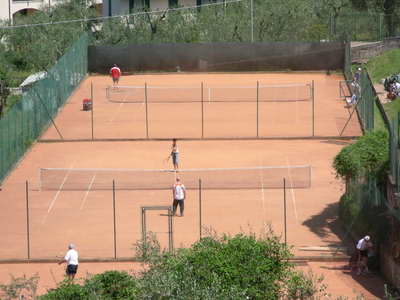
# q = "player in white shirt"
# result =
<box><xmin>356</xmin><ymin>235</ymin><xmax>372</xmax><ymax>275</ymax></box>
<box><xmin>58</xmin><ymin>243</ymin><xmax>79</xmax><ymax>281</ymax></box>
<box><xmin>172</xmin><ymin>177</ymin><xmax>186</xmax><ymax>217</ymax></box>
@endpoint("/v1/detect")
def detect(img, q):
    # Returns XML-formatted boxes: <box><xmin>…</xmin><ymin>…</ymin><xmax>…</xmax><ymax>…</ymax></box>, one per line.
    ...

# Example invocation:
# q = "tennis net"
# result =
<box><xmin>39</xmin><ymin>165</ymin><xmax>311</xmax><ymax>191</ymax></box>
<box><xmin>105</xmin><ymin>83</ymin><xmax>312</xmax><ymax>103</ymax></box>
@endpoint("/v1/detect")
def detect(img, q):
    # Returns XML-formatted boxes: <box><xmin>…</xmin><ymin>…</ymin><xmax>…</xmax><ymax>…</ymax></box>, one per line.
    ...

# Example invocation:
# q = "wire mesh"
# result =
<box><xmin>0</xmin><ymin>33</ymin><xmax>88</xmax><ymax>183</ymax></box>
<box><xmin>358</xmin><ymin>70</ymin><xmax>375</xmax><ymax>132</ymax></box>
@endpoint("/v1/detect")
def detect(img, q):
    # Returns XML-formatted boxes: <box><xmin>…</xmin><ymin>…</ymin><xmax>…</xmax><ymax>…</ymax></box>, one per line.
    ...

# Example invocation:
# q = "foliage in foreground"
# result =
<box><xmin>333</xmin><ymin>130</ymin><xmax>389</xmax><ymax>180</ymax></box>
<box><xmin>0</xmin><ymin>274</ymin><xmax>39</xmax><ymax>300</ymax></box>
<box><xmin>1</xmin><ymin>230</ymin><xmax>332</xmax><ymax>299</ymax></box>
<box><xmin>136</xmin><ymin>230</ymin><xmax>325</xmax><ymax>299</ymax></box>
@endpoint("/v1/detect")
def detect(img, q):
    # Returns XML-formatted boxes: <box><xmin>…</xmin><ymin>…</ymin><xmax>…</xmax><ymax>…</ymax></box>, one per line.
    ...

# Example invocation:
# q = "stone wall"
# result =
<box><xmin>352</xmin><ymin>37</ymin><xmax>400</xmax><ymax>63</ymax></box>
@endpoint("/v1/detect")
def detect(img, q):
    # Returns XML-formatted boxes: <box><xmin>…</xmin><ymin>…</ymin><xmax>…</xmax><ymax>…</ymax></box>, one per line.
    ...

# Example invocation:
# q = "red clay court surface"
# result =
<box><xmin>0</xmin><ymin>72</ymin><xmax>385</xmax><ymax>298</ymax></box>
<box><xmin>41</xmin><ymin>72</ymin><xmax>360</xmax><ymax>140</ymax></box>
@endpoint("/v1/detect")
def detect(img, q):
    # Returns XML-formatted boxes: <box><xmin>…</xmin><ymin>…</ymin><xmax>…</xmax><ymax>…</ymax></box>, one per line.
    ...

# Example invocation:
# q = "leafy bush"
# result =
<box><xmin>0</xmin><ymin>231</ymin><xmax>336</xmax><ymax>299</ymax></box>
<box><xmin>84</xmin><ymin>271</ymin><xmax>139</xmax><ymax>300</ymax></box>
<box><xmin>40</xmin><ymin>283</ymin><xmax>88</xmax><ymax>300</ymax></box>
<box><xmin>0</xmin><ymin>274</ymin><xmax>38</xmax><ymax>300</ymax></box>
<box><xmin>333</xmin><ymin>130</ymin><xmax>389</xmax><ymax>180</ymax></box>
<box><xmin>137</xmin><ymin>230</ymin><xmax>326</xmax><ymax>299</ymax></box>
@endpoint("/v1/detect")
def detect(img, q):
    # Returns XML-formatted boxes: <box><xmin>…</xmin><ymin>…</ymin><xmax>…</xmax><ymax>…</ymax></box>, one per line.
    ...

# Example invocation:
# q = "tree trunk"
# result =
<box><xmin>383</xmin><ymin>0</ymin><xmax>396</xmax><ymax>37</ymax></box>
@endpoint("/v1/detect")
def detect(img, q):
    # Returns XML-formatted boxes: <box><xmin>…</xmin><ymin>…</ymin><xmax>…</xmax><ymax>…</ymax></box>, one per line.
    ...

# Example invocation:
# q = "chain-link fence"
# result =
<box><xmin>330</xmin><ymin>13</ymin><xmax>400</xmax><ymax>42</ymax></box>
<box><xmin>0</xmin><ymin>33</ymin><xmax>88</xmax><ymax>183</ymax></box>
<box><xmin>341</xmin><ymin>64</ymin><xmax>400</xmax><ymax>235</ymax></box>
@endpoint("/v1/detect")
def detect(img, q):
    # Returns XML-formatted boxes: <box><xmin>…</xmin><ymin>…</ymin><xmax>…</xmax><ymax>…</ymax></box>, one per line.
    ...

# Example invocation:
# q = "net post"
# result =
<box><xmin>112</xmin><ymin>180</ymin><xmax>117</xmax><ymax>259</ymax></box>
<box><xmin>199</xmin><ymin>178</ymin><xmax>202</xmax><ymax>240</ymax></box>
<box><xmin>256</xmin><ymin>81</ymin><xmax>259</xmax><ymax>138</ymax></box>
<box><xmin>38</xmin><ymin>168</ymin><xmax>42</xmax><ymax>191</ymax></box>
<box><xmin>283</xmin><ymin>178</ymin><xmax>287</xmax><ymax>245</ymax></box>
<box><xmin>141</xmin><ymin>207</ymin><xmax>146</xmax><ymax>253</ymax></box>
<box><xmin>91</xmin><ymin>82</ymin><xmax>94</xmax><ymax>140</ymax></box>
<box><xmin>201</xmin><ymin>82</ymin><xmax>204</xmax><ymax>139</ymax></box>
<box><xmin>145</xmin><ymin>82</ymin><xmax>149</xmax><ymax>139</ymax></box>
<box><xmin>26</xmin><ymin>180</ymin><xmax>31</xmax><ymax>260</ymax></box>
<box><xmin>168</xmin><ymin>207</ymin><xmax>174</xmax><ymax>252</ymax></box>
<box><xmin>312</xmin><ymin>80</ymin><xmax>315</xmax><ymax>137</ymax></box>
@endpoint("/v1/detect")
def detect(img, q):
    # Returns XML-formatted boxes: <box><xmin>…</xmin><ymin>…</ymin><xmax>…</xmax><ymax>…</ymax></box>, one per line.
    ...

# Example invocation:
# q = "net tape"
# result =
<box><xmin>106</xmin><ymin>83</ymin><xmax>312</xmax><ymax>103</ymax></box>
<box><xmin>39</xmin><ymin>165</ymin><xmax>312</xmax><ymax>191</ymax></box>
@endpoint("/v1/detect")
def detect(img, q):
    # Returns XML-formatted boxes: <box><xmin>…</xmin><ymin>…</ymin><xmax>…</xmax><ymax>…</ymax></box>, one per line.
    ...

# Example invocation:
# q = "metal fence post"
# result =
<box><xmin>201</xmin><ymin>82</ymin><xmax>204</xmax><ymax>138</ymax></box>
<box><xmin>145</xmin><ymin>82</ymin><xmax>149</xmax><ymax>139</ymax></box>
<box><xmin>113</xmin><ymin>180</ymin><xmax>117</xmax><ymax>259</ymax></box>
<box><xmin>199</xmin><ymin>178</ymin><xmax>202</xmax><ymax>239</ymax></box>
<box><xmin>256</xmin><ymin>81</ymin><xmax>259</xmax><ymax>138</ymax></box>
<box><xmin>283</xmin><ymin>178</ymin><xmax>287</xmax><ymax>245</ymax></box>
<box><xmin>91</xmin><ymin>82</ymin><xmax>94</xmax><ymax>140</ymax></box>
<box><xmin>312</xmin><ymin>80</ymin><xmax>315</xmax><ymax>136</ymax></box>
<box><xmin>26</xmin><ymin>180</ymin><xmax>31</xmax><ymax>259</ymax></box>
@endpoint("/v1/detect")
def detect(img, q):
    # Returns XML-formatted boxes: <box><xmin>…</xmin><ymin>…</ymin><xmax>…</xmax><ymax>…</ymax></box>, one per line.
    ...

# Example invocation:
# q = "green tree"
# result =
<box><xmin>1</xmin><ymin>0</ymin><xmax>96</xmax><ymax>72</ymax></box>
<box><xmin>350</xmin><ymin>0</ymin><xmax>399</xmax><ymax>36</ymax></box>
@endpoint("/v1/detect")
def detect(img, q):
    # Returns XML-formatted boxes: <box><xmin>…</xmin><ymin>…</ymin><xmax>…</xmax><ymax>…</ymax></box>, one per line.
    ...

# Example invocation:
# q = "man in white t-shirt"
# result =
<box><xmin>58</xmin><ymin>243</ymin><xmax>79</xmax><ymax>281</ymax></box>
<box><xmin>356</xmin><ymin>235</ymin><xmax>372</xmax><ymax>275</ymax></box>
<box><xmin>172</xmin><ymin>177</ymin><xmax>186</xmax><ymax>217</ymax></box>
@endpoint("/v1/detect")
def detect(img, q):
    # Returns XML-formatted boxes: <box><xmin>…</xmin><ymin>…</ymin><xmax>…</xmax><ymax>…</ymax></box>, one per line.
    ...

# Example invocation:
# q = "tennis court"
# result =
<box><xmin>0</xmin><ymin>71</ymin><xmax>362</xmax><ymax>262</ymax></box>
<box><xmin>39</xmin><ymin>72</ymin><xmax>361</xmax><ymax>140</ymax></box>
<box><xmin>0</xmin><ymin>137</ymin><xmax>355</xmax><ymax>260</ymax></box>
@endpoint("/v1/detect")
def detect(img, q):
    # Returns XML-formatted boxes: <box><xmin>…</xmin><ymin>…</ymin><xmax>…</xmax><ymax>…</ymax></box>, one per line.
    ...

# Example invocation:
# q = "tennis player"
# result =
<box><xmin>58</xmin><ymin>243</ymin><xmax>79</xmax><ymax>281</ymax></box>
<box><xmin>109</xmin><ymin>64</ymin><xmax>121</xmax><ymax>87</ymax></box>
<box><xmin>356</xmin><ymin>235</ymin><xmax>373</xmax><ymax>275</ymax></box>
<box><xmin>170</xmin><ymin>139</ymin><xmax>179</xmax><ymax>170</ymax></box>
<box><xmin>172</xmin><ymin>177</ymin><xmax>186</xmax><ymax>217</ymax></box>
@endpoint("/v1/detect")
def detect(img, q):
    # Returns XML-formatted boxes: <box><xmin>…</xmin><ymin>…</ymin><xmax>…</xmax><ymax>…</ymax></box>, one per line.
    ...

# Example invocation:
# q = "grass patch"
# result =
<box><xmin>351</xmin><ymin>48</ymin><xmax>400</xmax><ymax>129</ymax></box>
<box><xmin>3</xmin><ymin>94</ymin><xmax>22</xmax><ymax>114</ymax></box>
<box><xmin>383</xmin><ymin>99</ymin><xmax>400</xmax><ymax>120</ymax></box>
<box><xmin>5</xmin><ymin>70</ymin><xmax>33</xmax><ymax>88</ymax></box>
<box><xmin>365</xmin><ymin>48</ymin><xmax>400</xmax><ymax>83</ymax></box>
<box><xmin>374</xmin><ymin>100</ymin><xmax>388</xmax><ymax>132</ymax></box>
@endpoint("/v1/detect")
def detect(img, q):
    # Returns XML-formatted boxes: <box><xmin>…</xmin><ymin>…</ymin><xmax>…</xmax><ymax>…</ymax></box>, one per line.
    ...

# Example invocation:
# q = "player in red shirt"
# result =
<box><xmin>109</xmin><ymin>64</ymin><xmax>121</xmax><ymax>87</ymax></box>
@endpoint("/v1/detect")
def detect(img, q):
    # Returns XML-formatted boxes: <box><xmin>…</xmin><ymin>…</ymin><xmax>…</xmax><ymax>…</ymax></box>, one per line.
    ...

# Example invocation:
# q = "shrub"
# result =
<box><xmin>39</xmin><ymin>282</ymin><xmax>88</xmax><ymax>300</ymax></box>
<box><xmin>84</xmin><ymin>270</ymin><xmax>139</xmax><ymax>300</ymax></box>
<box><xmin>333</xmin><ymin>130</ymin><xmax>389</xmax><ymax>181</ymax></box>
<box><xmin>138</xmin><ymin>230</ymin><xmax>324</xmax><ymax>299</ymax></box>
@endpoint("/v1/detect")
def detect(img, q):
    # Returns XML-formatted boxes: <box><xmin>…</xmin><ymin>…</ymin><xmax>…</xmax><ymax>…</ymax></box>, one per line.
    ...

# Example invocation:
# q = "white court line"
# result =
<box><xmin>286</xmin><ymin>157</ymin><xmax>299</xmax><ymax>222</ymax></box>
<box><xmin>42</xmin><ymin>163</ymin><xmax>75</xmax><ymax>224</ymax></box>
<box><xmin>80</xmin><ymin>174</ymin><xmax>96</xmax><ymax>210</ymax></box>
